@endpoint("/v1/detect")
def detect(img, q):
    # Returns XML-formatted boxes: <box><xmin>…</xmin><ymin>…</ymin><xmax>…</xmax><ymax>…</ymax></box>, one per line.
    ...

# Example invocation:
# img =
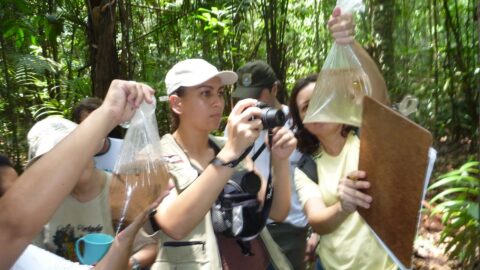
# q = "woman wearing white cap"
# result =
<box><xmin>150</xmin><ymin>59</ymin><xmax>297</xmax><ymax>269</ymax></box>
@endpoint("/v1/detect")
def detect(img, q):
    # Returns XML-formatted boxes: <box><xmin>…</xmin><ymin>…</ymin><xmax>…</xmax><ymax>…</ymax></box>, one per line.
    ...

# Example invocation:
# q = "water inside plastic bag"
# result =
<box><xmin>109</xmin><ymin>100</ymin><xmax>169</xmax><ymax>233</ymax></box>
<box><xmin>110</xmin><ymin>160</ymin><xmax>169</xmax><ymax>232</ymax></box>
<box><xmin>303</xmin><ymin>67</ymin><xmax>371</xmax><ymax>126</ymax></box>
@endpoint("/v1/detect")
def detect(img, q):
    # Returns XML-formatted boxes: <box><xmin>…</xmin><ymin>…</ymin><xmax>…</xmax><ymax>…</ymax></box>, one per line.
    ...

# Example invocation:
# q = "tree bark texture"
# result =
<box><xmin>86</xmin><ymin>0</ymin><xmax>120</xmax><ymax>99</ymax></box>
<box><xmin>261</xmin><ymin>0</ymin><xmax>289</xmax><ymax>104</ymax></box>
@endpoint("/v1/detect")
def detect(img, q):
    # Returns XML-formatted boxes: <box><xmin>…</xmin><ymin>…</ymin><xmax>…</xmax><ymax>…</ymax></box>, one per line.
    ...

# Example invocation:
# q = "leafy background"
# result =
<box><xmin>0</xmin><ymin>0</ymin><xmax>478</xmax><ymax>268</ymax></box>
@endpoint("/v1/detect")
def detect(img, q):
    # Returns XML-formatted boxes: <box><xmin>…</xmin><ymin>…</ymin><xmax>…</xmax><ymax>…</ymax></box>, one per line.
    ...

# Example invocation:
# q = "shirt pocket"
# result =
<box><xmin>162</xmin><ymin>240</ymin><xmax>208</xmax><ymax>264</ymax></box>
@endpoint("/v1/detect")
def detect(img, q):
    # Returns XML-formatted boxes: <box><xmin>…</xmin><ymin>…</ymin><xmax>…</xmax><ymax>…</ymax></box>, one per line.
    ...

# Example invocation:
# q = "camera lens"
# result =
<box><xmin>251</xmin><ymin>101</ymin><xmax>286</xmax><ymax>129</ymax></box>
<box><xmin>261</xmin><ymin>108</ymin><xmax>286</xmax><ymax>129</ymax></box>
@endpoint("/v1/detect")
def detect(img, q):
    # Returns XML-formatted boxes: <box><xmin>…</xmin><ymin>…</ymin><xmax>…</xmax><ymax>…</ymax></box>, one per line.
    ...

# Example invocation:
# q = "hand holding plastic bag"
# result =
<box><xmin>303</xmin><ymin>0</ymin><xmax>371</xmax><ymax>127</ymax></box>
<box><xmin>109</xmin><ymin>99</ymin><xmax>169</xmax><ymax>233</ymax></box>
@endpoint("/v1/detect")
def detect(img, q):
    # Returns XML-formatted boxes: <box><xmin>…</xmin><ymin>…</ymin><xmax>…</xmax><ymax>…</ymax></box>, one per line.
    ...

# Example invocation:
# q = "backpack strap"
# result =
<box><xmin>209</xmin><ymin>138</ymin><xmax>222</xmax><ymax>155</ymax></box>
<box><xmin>297</xmin><ymin>153</ymin><xmax>318</xmax><ymax>184</ymax></box>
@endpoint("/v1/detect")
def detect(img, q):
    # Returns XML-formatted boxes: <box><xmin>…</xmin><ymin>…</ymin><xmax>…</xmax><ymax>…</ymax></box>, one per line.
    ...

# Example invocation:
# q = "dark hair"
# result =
<box><xmin>0</xmin><ymin>154</ymin><xmax>16</xmax><ymax>197</ymax></box>
<box><xmin>289</xmin><ymin>74</ymin><xmax>355</xmax><ymax>155</ymax></box>
<box><xmin>0</xmin><ymin>154</ymin><xmax>14</xmax><ymax>168</ymax></box>
<box><xmin>169</xmin><ymin>87</ymin><xmax>186</xmax><ymax>132</ymax></box>
<box><xmin>289</xmin><ymin>74</ymin><xmax>320</xmax><ymax>155</ymax></box>
<box><xmin>72</xmin><ymin>97</ymin><xmax>103</xmax><ymax>124</ymax></box>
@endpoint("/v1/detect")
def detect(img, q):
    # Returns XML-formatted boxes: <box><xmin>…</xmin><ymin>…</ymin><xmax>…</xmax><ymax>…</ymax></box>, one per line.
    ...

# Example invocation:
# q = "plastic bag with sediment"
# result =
<box><xmin>109</xmin><ymin>99</ymin><xmax>169</xmax><ymax>233</ymax></box>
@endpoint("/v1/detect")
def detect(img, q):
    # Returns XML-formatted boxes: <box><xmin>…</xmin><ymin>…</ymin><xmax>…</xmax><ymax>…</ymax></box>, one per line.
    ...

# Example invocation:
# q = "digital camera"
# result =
<box><xmin>255</xmin><ymin>101</ymin><xmax>286</xmax><ymax>129</ymax></box>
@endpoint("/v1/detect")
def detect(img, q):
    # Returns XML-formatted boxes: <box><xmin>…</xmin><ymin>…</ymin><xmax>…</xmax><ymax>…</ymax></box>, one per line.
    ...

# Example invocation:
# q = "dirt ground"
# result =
<box><xmin>411</xmin><ymin>138</ymin><xmax>479</xmax><ymax>270</ymax></box>
<box><xmin>412</xmin><ymin>206</ymin><xmax>460</xmax><ymax>270</ymax></box>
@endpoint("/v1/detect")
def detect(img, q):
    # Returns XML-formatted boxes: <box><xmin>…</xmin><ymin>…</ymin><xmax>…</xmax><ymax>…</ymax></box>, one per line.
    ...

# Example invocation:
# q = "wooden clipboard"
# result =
<box><xmin>358</xmin><ymin>96</ymin><xmax>432</xmax><ymax>268</ymax></box>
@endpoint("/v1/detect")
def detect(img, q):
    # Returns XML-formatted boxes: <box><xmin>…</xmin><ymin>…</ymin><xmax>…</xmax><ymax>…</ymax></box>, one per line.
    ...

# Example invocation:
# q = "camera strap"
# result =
<box><xmin>251</xmin><ymin>143</ymin><xmax>266</xmax><ymax>161</ymax></box>
<box><xmin>260</xmin><ymin>132</ymin><xmax>274</xmax><ymax>221</ymax></box>
<box><xmin>209</xmin><ymin>136</ymin><xmax>274</xmax><ymax>223</ymax></box>
<box><xmin>242</xmin><ymin>136</ymin><xmax>274</xmax><ymax>222</ymax></box>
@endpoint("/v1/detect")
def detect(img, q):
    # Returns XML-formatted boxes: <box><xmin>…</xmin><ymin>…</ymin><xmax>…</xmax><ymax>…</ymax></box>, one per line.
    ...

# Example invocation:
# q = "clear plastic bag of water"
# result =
<box><xmin>303</xmin><ymin>0</ymin><xmax>371</xmax><ymax>127</ymax></box>
<box><xmin>109</xmin><ymin>99</ymin><xmax>169</xmax><ymax>233</ymax></box>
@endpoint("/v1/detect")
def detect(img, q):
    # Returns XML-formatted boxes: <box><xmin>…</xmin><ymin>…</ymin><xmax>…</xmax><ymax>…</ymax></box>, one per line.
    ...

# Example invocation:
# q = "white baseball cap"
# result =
<box><xmin>27</xmin><ymin>116</ymin><xmax>78</xmax><ymax>165</ymax></box>
<box><xmin>165</xmin><ymin>58</ymin><xmax>238</xmax><ymax>95</ymax></box>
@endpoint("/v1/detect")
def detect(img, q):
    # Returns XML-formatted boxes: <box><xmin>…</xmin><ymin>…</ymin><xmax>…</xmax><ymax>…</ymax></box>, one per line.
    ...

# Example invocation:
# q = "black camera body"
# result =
<box><xmin>255</xmin><ymin>101</ymin><xmax>286</xmax><ymax>129</ymax></box>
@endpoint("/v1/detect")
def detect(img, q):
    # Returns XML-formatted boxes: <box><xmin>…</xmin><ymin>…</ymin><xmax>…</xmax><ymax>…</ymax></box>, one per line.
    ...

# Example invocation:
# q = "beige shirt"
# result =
<box><xmin>150</xmin><ymin>134</ymin><xmax>223</xmax><ymax>270</ymax></box>
<box><xmin>295</xmin><ymin>133</ymin><xmax>397</xmax><ymax>270</ymax></box>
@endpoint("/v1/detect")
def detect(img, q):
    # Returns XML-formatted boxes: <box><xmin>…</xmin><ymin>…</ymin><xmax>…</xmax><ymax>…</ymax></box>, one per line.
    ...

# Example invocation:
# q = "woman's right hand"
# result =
<box><xmin>337</xmin><ymin>170</ymin><xmax>372</xmax><ymax>213</ymax></box>
<box><xmin>222</xmin><ymin>99</ymin><xmax>263</xmax><ymax>160</ymax></box>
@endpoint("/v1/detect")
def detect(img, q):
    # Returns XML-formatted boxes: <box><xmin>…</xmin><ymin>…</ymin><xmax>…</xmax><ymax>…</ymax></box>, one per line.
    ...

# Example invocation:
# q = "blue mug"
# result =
<box><xmin>75</xmin><ymin>233</ymin><xmax>114</xmax><ymax>265</ymax></box>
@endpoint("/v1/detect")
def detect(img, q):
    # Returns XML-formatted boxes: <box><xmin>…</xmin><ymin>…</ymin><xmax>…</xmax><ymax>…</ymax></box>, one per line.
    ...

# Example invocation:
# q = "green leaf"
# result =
<box><xmin>459</xmin><ymin>161</ymin><xmax>479</xmax><ymax>172</ymax></box>
<box><xmin>429</xmin><ymin>187</ymin><xmax>477</xmax><ymax>203</ymax></box>
<box><xmin>195</xmin><ymin>14</ymin><xmax>208</xmax><ymax>21</ymax></box>
<box><xmin>429</xmin><ymin>175</ymin><xmax>463</xmax><ymax>190</ymax></box>
<box><xmin>3</xmin><ymin>24</ymin><xmax>19</xmax><ymax>39</ymax></box>
<box><xmin>197</xmin><ymin>7</ymin><xmax>210</xmax><ymax>13</ymax></box>
<box><xmin>435</xmin><ymin>200</ymin><xmax>466</xmax><ymax>210</ymax></box>
<box><xmin>429</xmin><ymin>174</ymin><xmax>479</xmax><ymax>190</ymax></box>
<box><xmin>466</xmin><ymin>202</ymin><xmax>479</xmax><ymax>220</ymax></box>
<box><xmin>450</xmin><ymin>216</ymin><xmax>465</xmax><ymax>228</ymax></box>
<box><xmin>203</xmin><ymin>13</ymin><xmax>211</xmax><ymax>21</ymax></box>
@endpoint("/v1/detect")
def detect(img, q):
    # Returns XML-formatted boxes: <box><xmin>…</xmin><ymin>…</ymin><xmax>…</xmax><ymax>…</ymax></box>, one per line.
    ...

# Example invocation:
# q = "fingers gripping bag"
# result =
<box><xmin>303</xmin><ymin>0</ymin><xmax>371</xmax><ymax>127</ymax></box>
<box><xmin>109</xmin><ymin>99</ymin><xmax>169</xmax><ymax>233</ymax></box>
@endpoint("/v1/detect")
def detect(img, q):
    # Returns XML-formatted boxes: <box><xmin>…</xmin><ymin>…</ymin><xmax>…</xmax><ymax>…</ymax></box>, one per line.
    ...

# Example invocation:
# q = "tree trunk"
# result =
<box><xmin>477</xmin><ymin>1</ymin><xmax>480</xmax><ymax>56</ymax></box>
<box><xmin>371</xmin><ymin>0</ymin><xmax>395</xmax><ymax>91</ymax></box>
<box><xmin>47</xmin><ymin>0</ymin><xmax>61</xmax><ymax>97</ymax></box>
<box><xmin>0</xmin><ymin>35</ymin><xmax>20</xmax><ymax>169</ymax></box>
<box><xmin>261</xmin><ymin>0</ymin><xmax>289</xmax><ymax>104</ymax></box>
<box><xmin>432</xmin><ymin>0</ymin><xmax>440</xmax><ymax>135</ymax></box>
<box><xmin>314</xmin><ymin>0</ymin><xmax>321</xmax><ymax>71</ymax></box>
<box><xmin>118</xmin><ymin>0</ymin><xmax>133</xmax><ymax>79</ymax></box>
<box><xmin>86</xmin><ymin>0</ymin><xmax>120</xmax><ymax>99</ymax></box>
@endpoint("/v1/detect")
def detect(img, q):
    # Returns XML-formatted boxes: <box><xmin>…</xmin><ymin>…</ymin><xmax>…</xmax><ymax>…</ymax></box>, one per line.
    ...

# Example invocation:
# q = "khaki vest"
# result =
<box><xmin>150</xmin><ymin>134</ymin><xmax>290</xmax><ymax>270</ymax></box>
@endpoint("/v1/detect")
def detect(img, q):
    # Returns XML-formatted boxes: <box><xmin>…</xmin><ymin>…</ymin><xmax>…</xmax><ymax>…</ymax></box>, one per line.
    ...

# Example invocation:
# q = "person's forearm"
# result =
<box><xmin>307</xmin><ymin>201</ymin><xmax>350</xmax><ymax>235</ymax></box>
<box><xmin>155</xmin><ymin>150</ymin><xmax>236</xmax><ymax>240</ymax></box>
<box><xmin>96</xmin><ymin>187</ymin><xmax>160</xmax><ymax>270</ymax></box>
<box><xmin>351</xmin><ymin>41</ymin><xmax>390</xmax><ymax>105</ymax></box>
<box><xmin>268</xmin><ymin>157</ymin><xmax>291</xmax><ymax>221</ymax></box>
<box><xmin>0</xmin><ymin>108</ymin><xmax>116</xmax><ymax>269</ymax></box>
<box><xmin>93</xmin><ymin>237</ymin><xmax>131</xmax><ymax>270</ymax></box>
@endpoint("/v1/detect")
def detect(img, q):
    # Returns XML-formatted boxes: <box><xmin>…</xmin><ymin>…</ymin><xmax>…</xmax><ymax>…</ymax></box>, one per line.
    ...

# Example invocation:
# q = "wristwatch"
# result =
<box><xmin>210</xmin><ymin>156</ymin><xmax>240</xmax><ymax>168</ymax></box>
<box><xmin>130</xmin><ymin>256</ymin><xmax>141</xmax><ymax>270</ymax></box>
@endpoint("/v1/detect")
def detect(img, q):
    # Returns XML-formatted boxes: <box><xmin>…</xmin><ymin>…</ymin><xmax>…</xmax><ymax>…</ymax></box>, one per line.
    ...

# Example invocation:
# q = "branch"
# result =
<box><xmin>129</xmin><ymin>3</ymin><xmax>174</xmax><ymax>12</ymax></box>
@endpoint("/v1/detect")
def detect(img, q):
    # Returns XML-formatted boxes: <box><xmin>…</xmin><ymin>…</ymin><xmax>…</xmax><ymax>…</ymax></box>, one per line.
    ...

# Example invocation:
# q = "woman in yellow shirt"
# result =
<box><xmin>287</xmin><ymin>8</ymin><xmax>397</xmax><ymax>270</ymax></box>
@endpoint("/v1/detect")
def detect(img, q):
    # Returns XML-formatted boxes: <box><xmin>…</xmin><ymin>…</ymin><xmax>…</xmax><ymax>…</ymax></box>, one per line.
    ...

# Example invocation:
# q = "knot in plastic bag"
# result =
<box><xmin>120</xmin><ymin>98</ymin><xmax>157</xmax><ymax>129</ymax></box>
<box><xmin>336</xmin><ymin>0</ymin><xmax>365</xmax><ymax>13</ymax></box>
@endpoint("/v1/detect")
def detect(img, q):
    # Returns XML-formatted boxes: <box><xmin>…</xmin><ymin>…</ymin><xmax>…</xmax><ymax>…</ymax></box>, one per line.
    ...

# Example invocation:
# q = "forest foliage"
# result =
<box><xmin>0</xmin><ymin>0</ymin><xmax>479</xmax><ymax>267</ymax></box>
